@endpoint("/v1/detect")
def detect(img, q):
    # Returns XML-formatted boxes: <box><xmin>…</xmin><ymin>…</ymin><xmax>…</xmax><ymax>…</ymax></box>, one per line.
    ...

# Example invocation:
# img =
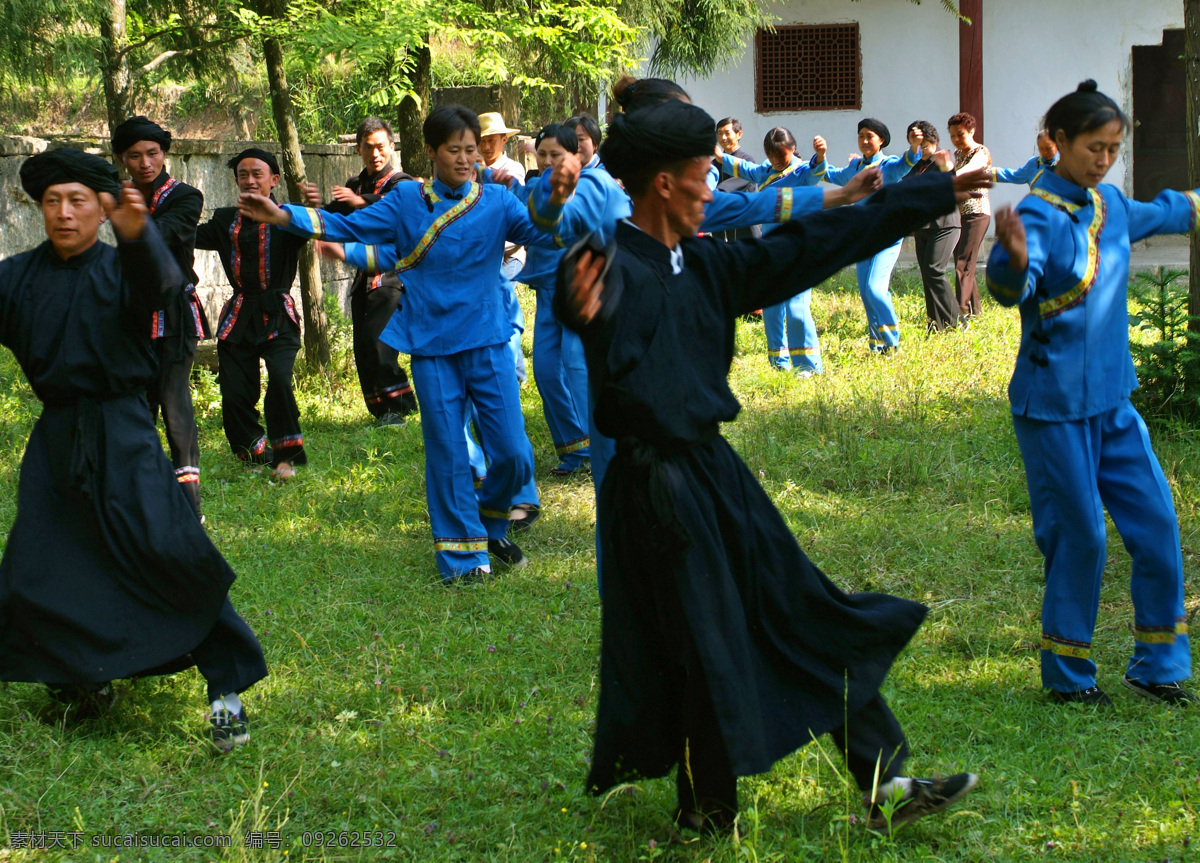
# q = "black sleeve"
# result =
<box><xmin>151</xmin><ymin>184</ymin><xmax>204</xmax><ymax>249</ymax></box>
<box><xmin>120</xmin><ymin>219</ymin><xmax>184</xmax><ymax>319</ymax></box>
<box><xmin>553</xmin><ymin>232</ymin><xmax>622</xmax><ymax>338</ymax></box>
<box><xmin>194</xmin><ymin>211</ymin><xmax>226</xmax><ymax>251</ymax></box>
<box><xmin>700</xmin><ymin>172</ymin><xmax>957</xmax><ymax>316</ymax></box>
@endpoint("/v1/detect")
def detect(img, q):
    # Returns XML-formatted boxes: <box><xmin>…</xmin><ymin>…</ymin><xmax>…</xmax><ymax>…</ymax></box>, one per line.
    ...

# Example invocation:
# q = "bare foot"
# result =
<box><xmin>271</xmin><ymin>461</ymin><xmax>296</xmax><ymax>481</ymax></box>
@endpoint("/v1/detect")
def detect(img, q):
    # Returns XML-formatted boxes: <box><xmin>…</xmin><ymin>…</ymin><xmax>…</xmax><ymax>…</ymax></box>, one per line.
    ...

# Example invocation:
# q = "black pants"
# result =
<box><xmin>954</xmin><ymin>213</ymin><xmax>991</xmax><ymax>317</ymax></box>
<box><xmin>913</xmin><ymin>224</ymin><xmax>962</xmax><ymax>332</ymax></box>
<box><xmin>147</xmin><ymin>337</ymin><xmax>202</xmax><ymax>516</ymax></box>
<box><xmin>190</xmin><ymin>599</ymin><xmax>269</xmax><ymax>702</ymax></box>
<box><xmin>217</xmin><ymin>326</ymin><xmax>306</xmax><ymax>467</ymax></box>
<box><xmin>351</xmin><ymin>283</ymin><xmax>417</xmax><ymax>419</ymax></box>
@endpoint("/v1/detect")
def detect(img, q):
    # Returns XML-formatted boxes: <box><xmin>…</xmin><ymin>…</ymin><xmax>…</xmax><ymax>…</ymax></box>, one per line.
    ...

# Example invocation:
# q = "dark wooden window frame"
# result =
<box><xmin>755</xmin><ymin>23</ymin><xmax>862</xmax><ymax>114</ymax></box>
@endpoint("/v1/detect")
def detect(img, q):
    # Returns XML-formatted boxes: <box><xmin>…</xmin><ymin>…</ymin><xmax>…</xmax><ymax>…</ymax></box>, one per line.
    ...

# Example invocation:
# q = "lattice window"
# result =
<box><xmin>755</xmin><ymin>24</ymin><xmax>861</xmax><ymax>113</ymax></box>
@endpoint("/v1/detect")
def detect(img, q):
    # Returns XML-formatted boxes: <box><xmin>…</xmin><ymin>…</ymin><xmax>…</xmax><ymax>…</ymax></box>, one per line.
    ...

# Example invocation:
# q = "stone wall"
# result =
<box><xmin>0</xmin><ymin>135</ymin><xmax>365</xmax><ymax>327</ymax></box>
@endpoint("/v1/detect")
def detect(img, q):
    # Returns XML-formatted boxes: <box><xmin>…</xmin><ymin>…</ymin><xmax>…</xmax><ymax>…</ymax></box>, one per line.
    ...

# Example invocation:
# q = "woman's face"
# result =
<box><xmin>536</xmin><ymin>139</ymin><xmax>571</xmax><ymax>172</ymax></box>
<box><xmin>858</xmin><ymin>129</ymin><xmax>883</xmax><ymax>159</ymax></box>
<box><xmin>949</xmin><ymin>124</ymin><xmax>975</xmax><ymax>152</ymax></box>
<box><xmin>1053</xmin><ymin>118</ymin><xmax>1124</xmax><ymax>188</ymax></box>
<box><xmin>767</xmin><ymin>147</ymin><xmax>795</xmax><ymax>172</ymax></box>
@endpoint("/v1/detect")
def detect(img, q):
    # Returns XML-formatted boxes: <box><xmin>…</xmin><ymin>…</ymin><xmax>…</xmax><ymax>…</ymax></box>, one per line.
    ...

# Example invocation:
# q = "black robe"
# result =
<box><xmin>713</xmin><ymin>147</ymin><xmax>762</xmax><ymax>241</ymax></box>
<box><xmin>0</xmin><ymin>226</ymin><xmax>237</xmax><ymax>684</ymax></box>
<box><xmin>556</xmin><ymin>173</ymin><xmax>958</xmax><ymax>792</ymax></box>
<box><xmin>326</xmin><ymin>165</ymin><xmax>414</xmax><ymax>297</ymax></box>
<box><xmin>145</xmin><ymin>170</ymin><xmax>210</xmax><ymax>359</ymax></box>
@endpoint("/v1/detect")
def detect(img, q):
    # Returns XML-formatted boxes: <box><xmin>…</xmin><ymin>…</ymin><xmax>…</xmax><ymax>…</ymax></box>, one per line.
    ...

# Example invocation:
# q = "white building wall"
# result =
<box><xmin>676</xmin><ymin>0</ymin><xmax>1183</xmax><ymax>223</ymax></box>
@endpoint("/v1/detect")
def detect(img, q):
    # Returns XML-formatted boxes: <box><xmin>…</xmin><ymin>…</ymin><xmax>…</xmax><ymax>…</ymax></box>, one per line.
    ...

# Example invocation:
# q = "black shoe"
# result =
<box><xmin>375</xmin><ymin>411</ymin><xmax>407</xmax><ymax>428</ymax></box>
<box><xmin>488</xmin><ymin>537</ymin><xmax>529</xmax><ymax>569</ymax></box>
<box><xmin>509</xmin><ymin>504</ymin><xmax>541</xmax><ymax>534</ymax></box>
<box><xmin>444</xmin><ymin>567</ymin><xmax>489</xmax><ymax>586</ymax></box>
<box><xmin>1122</xmin><ymin>675</ymin><xmax>1195</xmax><ymax>705</ymax></box>
<box><xmin>866</xmin><ymin>773</ymin><xmax>978</xmax><ymax>831</ymax></box>
<box><xmin>48</xmin><ymin>683</ymin><xmax>118</xmax><ymax>720</ymax></box>
<box><xmin>673</xmin><ymin>805</ymin><xmax>737</xmax><ymax>836</ymax></box>
<box><xmin>1048</xmin><ymin>686</ymin><xmax>1113</xmax><ymax>706</ymax></box>
<box><xmin>210</xmin><ymin>706</ymin><xmax>250</xmax><ymax>753</ymax></box>
<box><xmin>549</xmin><ymin>464</ymin><xmax>578</xmax><ymax>477</ymax></box>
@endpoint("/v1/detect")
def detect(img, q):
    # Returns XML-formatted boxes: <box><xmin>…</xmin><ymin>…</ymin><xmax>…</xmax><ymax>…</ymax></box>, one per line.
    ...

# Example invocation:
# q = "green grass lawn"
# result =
<box><xmin>1</xmin><ymin>269</ymin><xmax>1198</xmax><ymax>862</ymax></box>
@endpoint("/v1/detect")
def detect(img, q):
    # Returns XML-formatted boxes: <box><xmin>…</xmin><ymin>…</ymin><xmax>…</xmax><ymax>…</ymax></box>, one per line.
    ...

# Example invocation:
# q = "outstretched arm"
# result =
<box><xmin>1126</xmin><ymin>188</ymin><xmax>1200</xmax><ymax>243</ymax></box>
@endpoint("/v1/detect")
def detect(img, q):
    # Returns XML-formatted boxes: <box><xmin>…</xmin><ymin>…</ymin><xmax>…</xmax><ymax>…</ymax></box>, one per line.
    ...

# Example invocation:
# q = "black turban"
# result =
<box><xmin>857</xmin><ymin>117</ymin><xmax>890</xmax><ymax>149</ymax></box>
<box><xmin>227</xmin><ymin>147</ymin><xmax>280</xmax><ymax>175</ymax></box>
<box><xmin>111</xmin><ymin>115</ymin><xmax>172</xmax><ymax>155</ymax></box>
<box><xmin>20</xmin><ymin>147</ymin><xmax>122</xmax><ymax>203</ymax></box>
<box><xmin>599</xmin><ymin>100</ymin><xmax>716</xmax><ymax>189</ymax></box>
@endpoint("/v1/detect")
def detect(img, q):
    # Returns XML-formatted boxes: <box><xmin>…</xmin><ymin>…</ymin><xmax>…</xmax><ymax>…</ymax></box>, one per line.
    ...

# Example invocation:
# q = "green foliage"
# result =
<box><xmin>1128</xmin><ymin>268</ymin><xmax>1200</xmax><ymax>421</ymax></box>
<box><xmin>1</xmin><ymin>277</ymin><xmax>1198</xmax><ymax>861</ymax></box>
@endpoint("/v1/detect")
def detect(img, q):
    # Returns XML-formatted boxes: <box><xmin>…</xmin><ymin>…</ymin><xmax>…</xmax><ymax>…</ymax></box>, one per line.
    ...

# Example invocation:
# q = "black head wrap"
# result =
<box><xmin>599</xmin><ymin>100</ymin><xmax>716</xmax><ymax>191</ymax></box>
<box><xmin>111</xmin><ymin>115</ymin><xmax>172</xmax><ymax>155</ymax></box>
<box><xmin>227</xmin><ymin>147</ymin><xmax>280</xmax><ymax>175</ymax></box>
<box><xmin>20</xmin><ymin>147</ymin><xmax>122</xmax><ymax>202</ymax></box>
<box><xmin>857</xmin><ymin>117</ymin><xmax>890</xmax><ymax>149</ymax></box>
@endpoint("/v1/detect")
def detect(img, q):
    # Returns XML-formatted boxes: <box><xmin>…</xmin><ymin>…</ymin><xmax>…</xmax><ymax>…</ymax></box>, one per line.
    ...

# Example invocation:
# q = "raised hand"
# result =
<box><xmin>313</xmin><ymin>240</ymin><xmax>345</xmax><ymax>262</ymax></box>
<box><xmin>952</xmin><ymin>167</ymin><xmax>993</xmax><ymax>205</ymax></box>
<box><xmin>993</xmin><ymin>206</ymin><xmax>1028</xmax><ymax>271</ymax></box>
<box><xmin>933</xmin><ymin>149</ymin><xmax>953</xmax><ymax>171</ymax></box>
<box><xmin>100</xmin><ymin>181</ymin><xmax>149</xmax><ymax>242</ymax></box>
<box><xmin>237</xmin><ymin>192</ymin><xmax>289</xmax><ymax>226</ymax></box>
<box><xmin>489</xmin><ymin>165</ymin><xmax>516</xmax><ymax>188</ymax></box>
<box><xmin>330</xmin><ymin>186</ymin><xmax>367</xmax><ymax>208</ymax></box>
<box><xmin>567</xmin><ymin>248</ymin><xmax>606</xmax><ymax>324</ymax></box>
<box><xmin>812</xmin><ymin>135</ymin><xmax>827</xmax><ymax>163</ymax></box>
<box><xmin>301</xmin><ymin>181</ymin><xmax>323</xmax><ymax>206</ymax></box>
<box><xmin>549</xmin><ymin>152</ymin><xmax>581</xmax><ymax>205</ymax></box>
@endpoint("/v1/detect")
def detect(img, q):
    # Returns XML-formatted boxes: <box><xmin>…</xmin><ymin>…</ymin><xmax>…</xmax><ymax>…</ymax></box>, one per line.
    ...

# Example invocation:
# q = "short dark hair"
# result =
<box><xmin>907</xmin><ymin>120</ymin><xmax>939</xmax><ymax>147</ymax></box>
<box><xmin>716</xmin><ymin>117</ymin><xmax>742</xmax><ymax>134</ymax></box>
<box><xmin>1043</xmin><ymin>81</ymin><xmax>1129</xmax><ymax>142</ymax></box>
<box><xmin>762</xmin><ymin>127</ymin><xmax>797</xmax><ymax>159</ymax></box>
<box><xmin>356</xmin><ymin>116</ymin><xmax>394</xmax><ymax>146</ymax></box>
<box><xmin>567</xmin><ymin>112</ymin><xmax>601</xmax><ymax>148</ymax></box>
<box><xmin>947</xmin><ymin>112</ymin><xmax>976</xmax><ymax>133</ymax></box>
<box><xmin>535</xmin><ymin>123</ymin><xmax>579</xmax><ymax>154</ymax></box>
<box><xmin>423</xmin><ymin>105</ymin><xmax>481</xmax><ymax>150</ymax></box>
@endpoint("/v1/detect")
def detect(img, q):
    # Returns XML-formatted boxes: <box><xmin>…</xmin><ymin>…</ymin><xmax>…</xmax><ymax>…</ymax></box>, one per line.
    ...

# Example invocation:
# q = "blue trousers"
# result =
<box><xmin>532</xmin><ymin>287</ymin><xmax>590</xmax><ymax>469</ymax></box>
<box><xmin>763</xmin><ymin>290</ymin><xmax>822</xmax><ymax>373</ymax></box>
<box><xmin>410</xmin><ymin>343</ymin><xmax>536</xmax><ymax>578</ymax></box>
<box><xmin>855</xmin><ymin>240</ymin><xmax>902</xmax><ymax>351</ymax></box>
<box><xmin>1013</xmin><ymin>399</ymin><xmax>1191</xmax><ymax>692</ymax></box>
<box><xmin>504</xmin><ymin>278</ymin><xmax>528</xmax><ymax>384</ymax></box>
<box><xmin>466</xmin><ymin>402</ymin><xmax>539</xmax><ymax>507</ymax></box>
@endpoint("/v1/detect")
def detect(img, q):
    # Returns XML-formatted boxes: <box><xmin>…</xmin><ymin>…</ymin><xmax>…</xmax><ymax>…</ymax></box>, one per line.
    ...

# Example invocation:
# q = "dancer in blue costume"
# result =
<box><xmin>992</xmin><ymin>131</ymin><xmax>1059</xmax><ymax>186</ymax></box>
<box><xmin>987</xmin><ymin>80</ymin><xmax>1195</xmax><ymax>706</ymax></box>
<box><xmin>238</xmin><ymin>106</ymin><xmax>579</xmax><ymax>583</ymax></box>
<box><xmin>719</xmin><ymin>127</ymin><xmax>828</xmax><ymax>375</ymax></box>
<box><xmin>824</xmin><ymin>118</ymin><xmax>921</xmax><ymax>352</ymax></box>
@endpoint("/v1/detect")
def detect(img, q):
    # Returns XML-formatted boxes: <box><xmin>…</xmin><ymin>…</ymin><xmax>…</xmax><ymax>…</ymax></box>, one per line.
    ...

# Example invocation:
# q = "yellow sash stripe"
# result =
<box><xmin>1030</xmin><ymin>186</ymin><xmax>1083</xmax><ymax>214</ymax></box>
<box><xmin>396</xmin><ymin>182</ymin><xmax>482</xmax><ymax>273</ymax></box>
<box><xmin>758</xmin><ymin>159</ymin><xmax>804</xmax><ymax>191</ymax></box>
<box><xmin>1041</xmin><ymin>638</ymin><xmax>1090</xmax><ymax>659</ymax></box>
<box><xmin>1039</xmin><ymin>189</ymin><xmax>1104</xmax><ymax>319</ymax></box>
<box><xmin>1185</xmin><ymin>190</ymin><xmax>1200</xmax><ymax>232</ymax></box>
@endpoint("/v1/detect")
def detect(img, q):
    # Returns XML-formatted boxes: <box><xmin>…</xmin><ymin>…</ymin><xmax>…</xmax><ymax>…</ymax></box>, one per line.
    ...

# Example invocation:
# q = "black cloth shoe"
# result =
<box><xmin>488</xmin><ymin>537</ymin><xmax>528</xmax><ymax>569</ymax></box>
<box><xmin>509</xmin><ymin>504</ymin><xmax>541</xmax><ymax>534</ymax></box>
<box><xmin>866</xmin><ymin>773</ymin><xmax>978</xmax><ymax>831</ymax></box>
<box><xmin>444</xmin><ymin>567</ymin><xmax>489</xmax><ymax>586</ymax></box>
<box><xmin>1122</xmin><ymin>675</ymin><xmax>1195</xmax><ymax>705</ymax></box>
<box><xmin>210</xmin><ymin>706</ymin><xmax>250</xmax><ymax>753</ymax></box>
<box><xmin>1048</xmin><ymin>686</ymin><xmax>1113</xmax><ymax>706</ymax></box>
<box><xmin>375</xmin><ymin>411</ymin><xmax>406</xmax><ymax>428</ymax></box>
<box><xmin>673</xmin><ymin>805</ymin><xmax>737</xmax><ymax>837</ymax></box>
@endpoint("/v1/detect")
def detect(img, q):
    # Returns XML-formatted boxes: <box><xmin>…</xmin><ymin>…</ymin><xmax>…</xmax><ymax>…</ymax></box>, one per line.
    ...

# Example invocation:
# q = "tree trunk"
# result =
<box><xmin>259</xmin><ymin>0</ymin><xmax>331</xmax><ymax>369</ymax></box>
<box><xmin>98</xmin><ymin>0</ymin><xmax>131</xmax><ymax>141</ymax></box>
<box><xmin>1187</xmin><ymin>0</ymin><xmax>1200</xmax><ymax>330</ymax></box>
<box><xmin>397</xmin><ymin>37</ymin><xmax>432</xmax><ymax>178</ymax></box>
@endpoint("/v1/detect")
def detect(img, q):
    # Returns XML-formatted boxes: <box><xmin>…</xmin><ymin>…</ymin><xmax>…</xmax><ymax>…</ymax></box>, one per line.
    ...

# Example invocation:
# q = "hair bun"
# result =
<box><xmin>1077</xmin><ymin>79</ymin><xmax>1098</xmax><ymax>93</ymax></box>
<box><xmin>613</xmin><ymin>75</ymin><xmax>638</xmax><ymax>108</ymax></box>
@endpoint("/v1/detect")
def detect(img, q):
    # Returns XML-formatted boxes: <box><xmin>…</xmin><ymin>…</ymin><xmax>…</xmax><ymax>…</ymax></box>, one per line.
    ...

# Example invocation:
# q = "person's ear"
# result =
<box><xmin>654</xmin><ymin>170</ymin><xmax>673</xmax><ymax>200</ymax></box>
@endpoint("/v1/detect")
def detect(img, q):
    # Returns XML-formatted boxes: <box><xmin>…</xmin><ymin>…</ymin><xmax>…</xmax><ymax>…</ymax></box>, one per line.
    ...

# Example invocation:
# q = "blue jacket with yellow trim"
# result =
<box><xmin>992</xmin><ymin>155</ymin><xmax>1057</xmax><ymax>186</ymax></box>
<box><xmin>279</xmin><ymin>176</ymin><xmax>563</xmax><ymax>357</ymax></box>
<box><xmin>824</xmin><ymin>148</ymin><xmax>920</xmax><ymax>191</ymax></box>
<box><xmin>720</xmin><ymin>152</ymin><xmax>826</xmax><ymax>191</ymax></box>
<box><xmin>985</xmin><ymin>168</ymin><xmax>1200</xmax><ymax>421</ymax></box>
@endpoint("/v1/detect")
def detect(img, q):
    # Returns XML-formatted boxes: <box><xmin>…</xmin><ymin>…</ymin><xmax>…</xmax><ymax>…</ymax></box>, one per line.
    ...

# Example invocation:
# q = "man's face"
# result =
<box><xmin>575</xmin><ymin>125</ymin><xmax>596</xmax><ymax>164</ymax></box>
<box><xmin>478</xmin><ymin>133</ymin><xmax>508</xmax><ymax>167</ymax></box>
<box><xmin>120</xmin><ymin>140</ymin><xmax>165</xmax><ymax>189</ymax></box>
<box><xmin>717</xmin><ymin>123</ymin><xmax>741</xmax><ymax>154</ymax></box>
<box><xmin>358</xmin><ymin>129</ymin><xmax>394</xmax><ymax>174</ymax></box>
<box><xmin>662</xmin><ymin>156</ymin><xmax>714</xmax><ymax>238</ymax></box>
<box><xmin>427</xmin><ymin>129</ymin><xmax>479</xmax><ymax>187</ymax></box>
<box><xmin>42</xmin><ymin>182</ymin><xmax>104</xmax><ymax>259</ymax></box>
<box><xmin>236</xmin><ymin>158</ymin><xmax>279</xmax><ymax>195</ymax></box>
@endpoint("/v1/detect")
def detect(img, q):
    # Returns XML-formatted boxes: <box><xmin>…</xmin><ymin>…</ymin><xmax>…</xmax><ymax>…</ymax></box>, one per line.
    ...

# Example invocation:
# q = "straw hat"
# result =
<box><xmin>478</xmin><ymin>112</ymin><xmax>520</xmax><ymax>138</ymax></box>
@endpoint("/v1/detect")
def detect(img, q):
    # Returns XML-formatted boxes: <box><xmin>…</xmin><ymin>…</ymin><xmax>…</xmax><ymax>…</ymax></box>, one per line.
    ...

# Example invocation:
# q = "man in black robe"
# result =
<box><xmin>303</xmin><ymin>117</ymin><xmax>418</xmax><ymax>426</ymax></box>
<box><xmin>712</xmin><ymin>116</ymin><xmax>762</xmax><ymax>243</ymax></box>
<box><xmin>112</xmin><ymin>116</ymin><xmax>210</xmax><ymax>518</ymax></box>
<box><xmin>0</xmin><ymin>148</ymin><xmax>267</xmax><ymax>752</ymax></box>
<box><xmin>555</xmin><ymin>101</ymin><xmax>987</xmax><ymax>833</ymax></box>
<box><xmin>195</xmin><ymin>148</ymin><xmax>308</xmax><ymax>479</ymax></box>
